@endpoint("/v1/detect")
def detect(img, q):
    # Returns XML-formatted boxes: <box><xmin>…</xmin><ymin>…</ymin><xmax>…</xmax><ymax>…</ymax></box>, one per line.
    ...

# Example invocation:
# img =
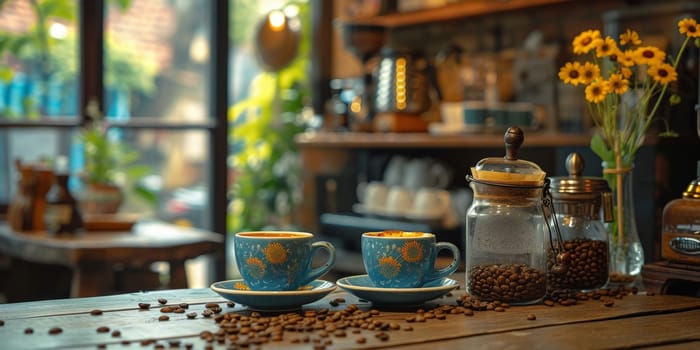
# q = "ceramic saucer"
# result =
<box><xmin>336</xmin><ymin>275</ymin><xmax>459</xmax><ymax>306</ymax></box>
<box><xmin>210</xmin><ymin>279</ymin><xmax>336</xmax><ymax>311</ymax></box>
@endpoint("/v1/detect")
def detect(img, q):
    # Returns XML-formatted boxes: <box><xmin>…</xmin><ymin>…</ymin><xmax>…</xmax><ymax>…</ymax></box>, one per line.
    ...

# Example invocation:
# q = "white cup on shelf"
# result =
<box><xmin>356</xmin><ymin>181</ymin><xmax>388</xmax><ymax>212</ymax></box>
<box><xmin>384</xmin><ymin>186</ymin><xmax>415</xmax><ymax>217</ymax></box>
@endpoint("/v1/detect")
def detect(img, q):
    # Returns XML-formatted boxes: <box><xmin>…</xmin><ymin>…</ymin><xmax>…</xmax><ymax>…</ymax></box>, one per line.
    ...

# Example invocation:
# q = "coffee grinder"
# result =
<box><xmin>660</xmin><ymin>104</ymin><xmax>700</xmax><ymax>264</ymax></box>
<box><xmin>644</xmin><ymin>103</ymin><xmax>700</xmax><ymax>295</ymax></box>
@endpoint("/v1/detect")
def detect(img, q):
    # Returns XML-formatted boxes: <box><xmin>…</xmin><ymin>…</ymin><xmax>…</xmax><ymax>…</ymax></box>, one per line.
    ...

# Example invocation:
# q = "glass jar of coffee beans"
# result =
<box><xmin>465</xmin><ymin>128</ymin><xmax>552</xmax><ymax>305</ymax></box>
<box><xmin>547</xmin><ymin>152</ymin><xmax>612</xmax><ymax>291</ymax></box>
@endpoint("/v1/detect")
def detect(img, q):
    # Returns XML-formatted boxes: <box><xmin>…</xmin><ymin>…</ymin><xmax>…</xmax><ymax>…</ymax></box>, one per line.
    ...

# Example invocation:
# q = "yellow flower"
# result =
<box><xmin>573</xmin><ymin>30</ymin><xmax>601</xmax><ymax>54</ymax></box>
<box><xmin>585</xmin><ymin>80</ymin><xmax>609</xmax><ymax>103</ymax></box>
<box><xmin>263</xmin><ymin>242</ymin><xmax>288</xmax><ymax>264</ymax></box>
<box><xmin>678</xmin><ymin>18</ymin><xmax>700</xmax><ymax>38</ymax></box>
<box><xmin>618</xmin><ymin>50</ymin><xmax>636</xmax><ymax>67</ymax></box>
<box><xmin>595</xmin><ymin>36</ymin><xmax>619</xmax><ymax>58</ymax></box>
<box><xmin>619</xmin><ymin>29</ymin><xmax>641</xmax><ymax>46</ymax></box>
<box><xmin>633</xmin><ymin>46</ymin><xmax>666</xmax><ymax>65</ymax></box>
<box><xmin>558</xmin><ymin>61</ymin><xmax>583</xmax><ymax>85</ymax></box>
<box><xmin>400</xmin><ymin>241</ymin><xmax>424</xmax><ymax>263</ymax></box>
<box><xmin>580</xmin><ymin>62</ymin><xmax>601</xmax><ymax>84</ymax></box>
<box><xmin>647</xmin><ymin>62</ymin><xmax>678</xmax><ymax>84</ymax></box>
<box><xmin>620</xmin><ymin>67</ymin><xmax>632</xmax><ymax>79</ymax></box>
<box><xmin>607</xmin><ymin>74</ymin><xmax>628</xmax><ymax>95</ymax></box>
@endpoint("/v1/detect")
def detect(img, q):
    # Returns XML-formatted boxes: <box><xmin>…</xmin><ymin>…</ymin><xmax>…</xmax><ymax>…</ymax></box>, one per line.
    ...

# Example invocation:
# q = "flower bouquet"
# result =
<box><xmin>558</xmin><ymin>18</ymin><xmax>699</xmax><ymax>285</ymax></box>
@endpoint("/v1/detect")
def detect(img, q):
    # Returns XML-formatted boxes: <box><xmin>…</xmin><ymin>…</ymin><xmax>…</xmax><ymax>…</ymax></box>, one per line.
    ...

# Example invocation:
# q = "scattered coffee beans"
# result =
<box><xmin>547</xmin><ymin>239</ymin><xmax>608</xmax><ymax>290</ymax></box>
<box><xmin>469</xmin><ymin>264</ymin><xmax>547</xmax><ymax>303</ymax></box>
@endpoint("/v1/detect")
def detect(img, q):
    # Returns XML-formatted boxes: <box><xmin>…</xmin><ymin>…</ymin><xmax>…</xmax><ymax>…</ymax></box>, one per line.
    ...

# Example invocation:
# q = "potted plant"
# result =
<box><xmin>78</xmin><ymin>98</ymin><xmax>151</xmax><ymax>214</ymax></box>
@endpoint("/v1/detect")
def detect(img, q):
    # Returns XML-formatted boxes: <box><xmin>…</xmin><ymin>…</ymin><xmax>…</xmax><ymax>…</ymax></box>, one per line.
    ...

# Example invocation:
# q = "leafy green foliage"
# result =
<box><xmin>229</xmin><ymin>1</ymin><xmax>311</xmax><ymax>233</ymax></box>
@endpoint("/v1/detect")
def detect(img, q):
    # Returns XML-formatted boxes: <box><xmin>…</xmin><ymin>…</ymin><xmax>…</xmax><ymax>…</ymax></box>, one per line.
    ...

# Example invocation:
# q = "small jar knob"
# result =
<box><xmin>504</xmin><ymin>127</ymin><xmax>524</xmax><ymax>161</ymax></box>
<box><xmin>565</xmin><ymin>152</ymin><xmax>584</xmax><ymax>177</ymax></box>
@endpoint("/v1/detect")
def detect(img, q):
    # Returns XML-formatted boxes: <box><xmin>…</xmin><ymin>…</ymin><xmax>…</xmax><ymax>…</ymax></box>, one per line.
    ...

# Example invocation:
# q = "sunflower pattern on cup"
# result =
<box><xmin>364</xmin><ymin>238</ymin><xmax>431</xmax><ymax>286</ymax></box>
<box><xmin>245</xmin><ymin>257</ymin><xmax>266</xmax><ymax>279</ymax></box>
<box><xmin>377</xmin><ymin>256</ymin><xmax>402</xmax><ymax>278</ymax></box>
<box><xmin>264</xmin><ymin>242</ymin><xmax>288</xmax><ymax>264</ymax></box>
<box><xmin>401</xmin><ymin>240</ymin><xmax>424</xmax><ymax>262</ymax></box>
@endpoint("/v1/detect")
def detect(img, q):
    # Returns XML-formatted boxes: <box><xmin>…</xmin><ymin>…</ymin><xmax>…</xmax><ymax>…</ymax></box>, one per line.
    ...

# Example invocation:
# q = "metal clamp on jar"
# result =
<box><xmin>464</xmin><ymin>127</ymin><xmax>565</xmax><ymax>305</ymax></box>
<box><xmin>548</xmin><ymin>152</ymin><xmax>613</xmax><ymax>291</ymax></box>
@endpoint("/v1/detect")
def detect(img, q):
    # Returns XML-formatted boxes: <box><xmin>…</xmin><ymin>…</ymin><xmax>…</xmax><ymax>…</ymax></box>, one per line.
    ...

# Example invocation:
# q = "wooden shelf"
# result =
<box><xmin>340</xmin><ymin>0</ymin><xmax>571</xmax><ymax>28</ymax></box>
<box><xmin>295</xmin><ymin>130</ymin><xmax>595</xmax><ymax>149</ymax></box>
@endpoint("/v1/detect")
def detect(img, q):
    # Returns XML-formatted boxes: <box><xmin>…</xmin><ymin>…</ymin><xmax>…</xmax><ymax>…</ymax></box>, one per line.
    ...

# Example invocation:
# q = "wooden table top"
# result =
<box><xmin>1</xmin><ymin>274</ymin><xmax>699</xmax><ymax>350</ymax></box>
<box><xmin>0</xmin><ymin>221</ymin><xmax>224</xmax><ymax>266</ymax></box>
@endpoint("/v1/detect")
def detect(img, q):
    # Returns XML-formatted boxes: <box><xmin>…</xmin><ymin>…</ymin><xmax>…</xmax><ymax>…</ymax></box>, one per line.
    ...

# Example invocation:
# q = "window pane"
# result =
<box><xmin>0</xmin><ymin>0</ymin><xmax>79</xmax><ymax>119</ymax></box>
<box><xmin>108</xmin><ymin>129</ymin><xmax>212</xmax><ymax>229</ymax></box>
<box><xmin>103</xmin><ymin>0</ymin><xmax>211</xmax><ymax>121</ymax></box>
<box><xmin>1</xmin><ymin>127</ymin><xmax>211</xmax><ymax>229</ymax></box>
<box><xmin>0</xmin><ymin>127</ymin><xmax>77</xmax><ymax>203</ymax></box>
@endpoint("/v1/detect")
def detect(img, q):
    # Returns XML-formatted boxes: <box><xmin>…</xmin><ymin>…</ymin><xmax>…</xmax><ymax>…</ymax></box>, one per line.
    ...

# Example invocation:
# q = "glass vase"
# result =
<box><xmin>602</xmin><ymin>162</ymin><xmax>644</xmax><ymax>288</ymax></box>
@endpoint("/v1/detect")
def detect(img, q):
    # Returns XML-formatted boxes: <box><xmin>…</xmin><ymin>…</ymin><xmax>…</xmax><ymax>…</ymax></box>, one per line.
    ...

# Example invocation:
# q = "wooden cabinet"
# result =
<box><xmin>294</xmin><ymin>130</ymin><xmax>595</xmax><ymax>233</ymax></box>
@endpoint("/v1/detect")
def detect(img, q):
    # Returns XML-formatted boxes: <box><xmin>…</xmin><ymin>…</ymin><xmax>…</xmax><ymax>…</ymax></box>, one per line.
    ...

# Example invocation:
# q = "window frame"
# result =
<box><xmin>0</xmin><ymin>0</ymin><xmax>229</xmax><ymax>279</ymax></box>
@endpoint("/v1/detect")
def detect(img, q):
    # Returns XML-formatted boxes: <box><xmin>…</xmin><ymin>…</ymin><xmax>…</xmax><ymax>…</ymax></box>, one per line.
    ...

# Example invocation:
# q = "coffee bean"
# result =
<box><xmin>226</xmin><ymin>301</ymin><xmax>235</xmax><ymax>307</ymax></box>
<box><xmin>111</xmin><ymin>330</ymin><xmax>121</xmax><ymax>337</ymax></box>
<box><xmin>547</xmin><ymin>239</ymin><xmax>609</xmax><ymax>290</ymax></box>
<box><xmin>158</xmin><ymin>298</ymin><xmax>167</xmax><ymax>305</ymax></box>
<box><xmin>179</xmin><ymin>303</ymin><xmax>189</xmax><ymax>309</ymax></box>
<box><xmin>527</xmin><ymin>314</ymin><xmax>536</xmax><ymax>320</ymax></box>
<box><xmin>49</xmin><ymin>327</ymin><xmax>62</xmax><ymax>335</ymax></box>
<box><xmin>356</xmin><ymin>337</ymin><xmax>367</xmax><ymax>344</ymax></box>
<box><xmin>96</xmin><ymin>326</ymin><xmax>110</xmax><ymax>333</ymax></box>
<box><xmin>97</xmin><ymin>344</ymin><xmax>106</xmax><ymax>349</ymax></box>
<box><xmin>0</xmin><ymin>320</ymin><xmax>4</xmax><ymax>326</ymax></box>
<box><xmin>121</xmin><ymin>340</ymin><xmax>131</xmax><ymax>345</ymax></box>
<box><xmin>187</xmin><ymin>312</ymin><xmax>197</xmax><ymax>319</ymax></box>
<box><xmin>469</xmin><ymin>264</ymin><xmax>547</xmax><ymax>303</ymax></box>
<box><xmin>90</xmin><ymin>309</ymin><xmax>103</xmax><ymax>316</ymax></box>
<box><xmin>138</xmin><ymin>302</ymin><xmax>151</xmax><ymax>310</ymax></box>
<box><xmin>603</xmin><ymin>299</ymin><xmax>615</xmax><ymax>307</ymax></box>
<box><xmin>160</xmin><ymin>306</ymin><xmax>174</xmax><ymax>313</ymax></box>
<box><xmin>24</xmin><ymin>328</ymin><xmax>33</xmax><ymax>334</ymax></box>
<box><xmin>159</xmin><ymin>315</ymin><xmax>169</xmax><ymax>321</ymax></box>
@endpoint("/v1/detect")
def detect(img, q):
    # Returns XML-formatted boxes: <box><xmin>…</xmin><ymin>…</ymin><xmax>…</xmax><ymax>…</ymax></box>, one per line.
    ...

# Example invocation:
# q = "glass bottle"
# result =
<box><xmin>548</xmin><ymin>152</ymin><xmax>613</xmax><ymax>291</ymax></box>
<box><xmin>465</xmin><ymin>127</ymin><xmax>557</xmax><ymax>305</ymax></box>
<box><xmin>44</xmin><ymin>156</ymin><xmax>83</xmax><ymax>235</ymax></box>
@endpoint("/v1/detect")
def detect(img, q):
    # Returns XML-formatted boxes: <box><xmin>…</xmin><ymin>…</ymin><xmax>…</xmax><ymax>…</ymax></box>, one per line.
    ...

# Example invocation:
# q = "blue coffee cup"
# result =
<box><xmin>234</xmin><ymin>231</ymin><xmax>336</xmax><ymax>291</ymax></box>
<box><xmin>362</xmin><ymin>231</ymin><xmax>460</xmax><ymax>288</ymax></box>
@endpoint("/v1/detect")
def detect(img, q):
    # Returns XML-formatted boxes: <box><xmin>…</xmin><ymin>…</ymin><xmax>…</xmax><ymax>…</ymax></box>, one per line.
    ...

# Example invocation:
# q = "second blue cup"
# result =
<box><xmin>362</xmin><ymin>231</ymin><xmax>460</xmax><ymax>288</ymax></box>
